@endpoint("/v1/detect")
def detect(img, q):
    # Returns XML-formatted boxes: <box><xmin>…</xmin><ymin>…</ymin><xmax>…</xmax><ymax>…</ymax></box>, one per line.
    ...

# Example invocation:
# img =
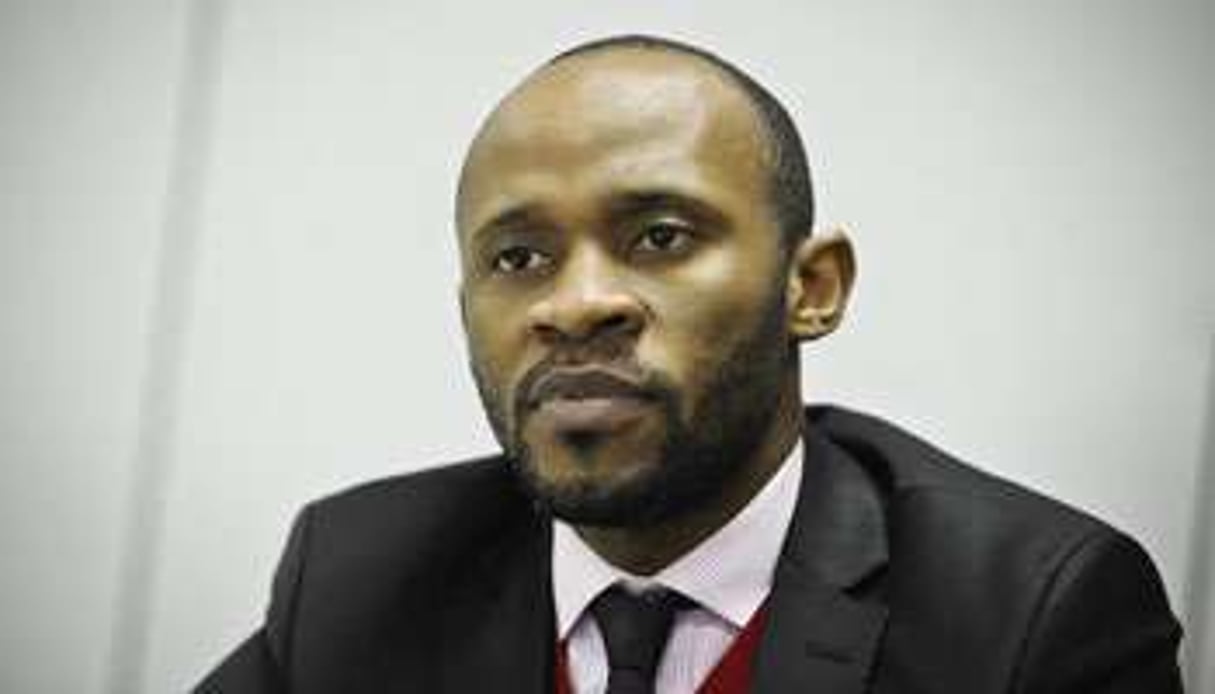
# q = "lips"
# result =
<box><xmin>526</xmin><ymin>368</ymin><xmax>651</xmax><ymax>407</ymax></box>
<box><xmin>523</xmin><ymin>367</ymin><xmax>656</xmax><ymax>434</ymax></box>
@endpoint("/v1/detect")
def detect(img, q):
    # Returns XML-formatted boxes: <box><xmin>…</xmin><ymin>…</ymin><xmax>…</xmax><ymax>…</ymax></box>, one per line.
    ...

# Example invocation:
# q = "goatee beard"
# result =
<box><xmin>471</xmin><ymin>293</ymin><xmax>792</xmax><ymax>528</ymax></box>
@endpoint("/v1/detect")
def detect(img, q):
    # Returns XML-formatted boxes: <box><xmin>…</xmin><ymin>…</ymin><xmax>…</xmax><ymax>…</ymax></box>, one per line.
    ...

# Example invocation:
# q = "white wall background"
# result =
<box><xmin>0</xmin><ymin>1</ymin><xmax>187</xmax><ymax>691</ymax></box>
<box><xmin>2</xmin><ymin>1</ymin><xmax>1212</xmax><ymax>692</ymax></box>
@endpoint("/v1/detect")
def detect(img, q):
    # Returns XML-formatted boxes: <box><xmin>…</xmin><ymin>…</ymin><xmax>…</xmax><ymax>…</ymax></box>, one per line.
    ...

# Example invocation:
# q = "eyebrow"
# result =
<box><xmin>468</xmin><ymin>188</ymin><xmax>728</xmax><ymax>244</ymax></box>
<box><xmin>469</xmin><ymin>204</ymin><xmax>542</xmax><ymax>244</ymax></box>
<box><xmin>605</xmin><ymin>189</ymin><xmax>726</xmax><ymax>225</ymax></box>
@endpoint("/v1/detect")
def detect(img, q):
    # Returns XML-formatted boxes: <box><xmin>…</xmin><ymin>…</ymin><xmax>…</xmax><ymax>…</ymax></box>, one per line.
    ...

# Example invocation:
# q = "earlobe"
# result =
<box><xmin>786</xmin><ymin>226</ymin><xmax>856</xmax><ymax>341</ymax></box>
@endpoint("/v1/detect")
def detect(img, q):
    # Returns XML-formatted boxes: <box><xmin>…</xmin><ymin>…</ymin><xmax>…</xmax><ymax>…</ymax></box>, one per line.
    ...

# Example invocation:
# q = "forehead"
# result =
<box><xmin>457</xmin><ymin>49</ymin><xmax>770</xmax><ymax>234</ymax></box>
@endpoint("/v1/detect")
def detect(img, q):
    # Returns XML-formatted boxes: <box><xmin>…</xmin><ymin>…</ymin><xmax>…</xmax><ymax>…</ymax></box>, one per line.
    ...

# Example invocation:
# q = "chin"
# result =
<box><xmin>506</xmin><ymin>432</ymin><xmax>735</xmax><ymax>528</ymax></box>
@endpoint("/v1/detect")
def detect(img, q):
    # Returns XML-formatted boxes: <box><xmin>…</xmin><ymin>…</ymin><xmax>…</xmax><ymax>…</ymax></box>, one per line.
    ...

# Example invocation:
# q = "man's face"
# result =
<box><xmin>457</xmin><ymin>51</ymin><xmax>797</xmax><ymax>526</ymax></box>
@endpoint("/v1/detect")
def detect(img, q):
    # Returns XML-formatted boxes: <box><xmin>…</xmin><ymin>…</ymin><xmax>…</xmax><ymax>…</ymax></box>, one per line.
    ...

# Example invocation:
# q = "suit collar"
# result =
<box><xmin>780</xmin><ymin>418</ymin><xmax>889</xmax><ymax>590</ymax></box>
<box><xmin>752</xmin><ymin>412</ymin><xmax>890</xmax><ymax>693</ymax></box>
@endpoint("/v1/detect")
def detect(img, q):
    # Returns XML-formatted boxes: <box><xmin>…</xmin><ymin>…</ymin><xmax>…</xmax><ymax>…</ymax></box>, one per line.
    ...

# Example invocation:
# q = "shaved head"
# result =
<box><xmin>459</xmin><ymin>35</ymin><xmax>815</xmax><ymax>247</ymax></box>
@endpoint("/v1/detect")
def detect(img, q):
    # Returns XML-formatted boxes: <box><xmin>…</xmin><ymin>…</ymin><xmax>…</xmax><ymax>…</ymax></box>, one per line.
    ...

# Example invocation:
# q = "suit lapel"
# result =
<box><xmin>437</xmin><ymin>509</ymin><xmax>556</xmax><ymax>693</ymax></box>
<box><xmin>753</xmin><ymin>420</ymin><xmax>890</xmax><ymax>693</ymax></box>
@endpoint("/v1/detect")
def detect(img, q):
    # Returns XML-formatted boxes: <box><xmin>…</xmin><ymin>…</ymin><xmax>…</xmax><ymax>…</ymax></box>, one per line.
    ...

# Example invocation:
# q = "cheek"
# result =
<box><xmin>465</xmin><ymin>299</ymin><xmax>524</xmax><ymax>390</ymax></box>
<box><xmin>640</xmin><ymin>250</ymin><xmax>783</xmax><ymax>384</ymax></box>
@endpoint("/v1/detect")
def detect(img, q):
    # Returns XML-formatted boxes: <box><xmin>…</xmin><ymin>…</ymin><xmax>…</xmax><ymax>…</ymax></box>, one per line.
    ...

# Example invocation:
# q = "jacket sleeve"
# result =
<box><xmin>1015</xmin><ymin>529</ymin><xmax>1184</xmax><ymax>694</ymax></box>
<box><xmin>193</xmin><ymin>504</ymin><xmax>313</xmax><ymax>693</ymax></box>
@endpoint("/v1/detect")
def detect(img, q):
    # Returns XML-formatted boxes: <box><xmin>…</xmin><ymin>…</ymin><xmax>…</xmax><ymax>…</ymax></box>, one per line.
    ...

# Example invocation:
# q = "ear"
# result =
<box><xmin>785</xmin><ymin>226</ymin><xmax>857</xmax><ymax>341</ymax></box>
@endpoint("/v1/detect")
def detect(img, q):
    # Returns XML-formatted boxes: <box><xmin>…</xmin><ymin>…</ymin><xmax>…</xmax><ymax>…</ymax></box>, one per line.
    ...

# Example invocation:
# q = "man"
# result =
<box><xmin>198</xmin><ymin>36</ymin><xmax>1183</xmax><ymax>693</ymax></box>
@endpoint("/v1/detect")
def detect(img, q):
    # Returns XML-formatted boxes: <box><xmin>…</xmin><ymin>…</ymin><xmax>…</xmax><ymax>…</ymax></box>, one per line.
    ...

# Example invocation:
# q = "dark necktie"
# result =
<box><xmin>590</xmin><ymin>585</ymin><xmax>689</xmax><ymax>694</ymax></box>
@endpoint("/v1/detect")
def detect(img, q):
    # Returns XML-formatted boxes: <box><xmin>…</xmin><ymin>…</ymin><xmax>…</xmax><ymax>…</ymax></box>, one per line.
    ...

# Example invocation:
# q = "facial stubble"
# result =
<box><xmin>469</xmin><ymin>285</ymin><xmax>793</xmax><ymax>528</ymax></box>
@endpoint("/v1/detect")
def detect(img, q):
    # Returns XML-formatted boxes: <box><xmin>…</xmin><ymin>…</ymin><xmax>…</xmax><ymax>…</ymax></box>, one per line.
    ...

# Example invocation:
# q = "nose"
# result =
<box><xmin>526</xmin><ymin>249</ymin><xmax>645</xmax><ymax>346</ymax></box>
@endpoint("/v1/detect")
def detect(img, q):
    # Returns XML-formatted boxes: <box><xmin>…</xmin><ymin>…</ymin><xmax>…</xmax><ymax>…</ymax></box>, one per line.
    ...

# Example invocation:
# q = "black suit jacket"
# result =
<box><xmin>197</xmin><ymin>406</ymin><xmax>1183</xmax><ymax>693</ymax></box>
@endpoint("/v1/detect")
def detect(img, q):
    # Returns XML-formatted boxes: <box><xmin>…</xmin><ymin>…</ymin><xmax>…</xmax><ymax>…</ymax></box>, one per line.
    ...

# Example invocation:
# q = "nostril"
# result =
<box><xmin>598</xmin><ymin>314</ymin><xmax>631</xmax><ymax>332</ymax></box>
<box><xmin>530</xmin><ymin>312</ymin><xmax>641</xmax><ymax>348</ymax></box>
<box><xmin>532</xmin><ymin>323</ymin><xmax>564</xmax><ymax>343</ymax></box>
<box><xmin>592</xmin><ymin>310</ymin><xmax>645</xmax><ymax>342</ymax></box>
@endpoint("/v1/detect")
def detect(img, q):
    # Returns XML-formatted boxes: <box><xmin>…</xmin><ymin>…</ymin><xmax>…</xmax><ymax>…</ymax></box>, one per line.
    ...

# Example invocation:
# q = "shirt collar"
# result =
<box><xmin>551</xmin><ymin>440</ymin><xmax>804</xmax><ymax>636</ymax></box>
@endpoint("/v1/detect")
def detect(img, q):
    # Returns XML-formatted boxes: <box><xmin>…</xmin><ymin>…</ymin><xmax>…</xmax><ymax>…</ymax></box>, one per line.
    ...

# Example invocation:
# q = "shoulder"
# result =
<box><xmin>806</xmin><ymin>403</ymin><xmax>1164</xmax><ymax>620</ymax></box>
<box><xmin>277</xmin><ymin>455</ymin><xmax>539</xmax><ymax>609</ymax></box>
<box><xmin>297</xmin><ymin>454</ymin><xmax>533</xmax><ymax>560</ymax></box>
<box><xmin>307</xmin><ymin>454</ymin><xmax>523</xmax><ymax>526</ymax></box>
<box><xmin>252</xmin><ymin>456</ymin><xmax>550</xmax><ymax>686</ymax></box>
<box><xmin>808</xmin><ymin>404</ymin><xmax>1109</xmax><ymax>546</ymax></box>
<box><xmin>807</xmin><ymin>405</ymin><xmax>1181</xmax><ymax>691</ymax></box>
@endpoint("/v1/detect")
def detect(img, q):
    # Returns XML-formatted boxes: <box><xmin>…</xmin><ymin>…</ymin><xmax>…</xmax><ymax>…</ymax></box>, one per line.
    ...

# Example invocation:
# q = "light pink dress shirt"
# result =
<box><xmin>552</xmin><ymin>442</ymin><xmax>804</xmax><ymax>694</ymax></box>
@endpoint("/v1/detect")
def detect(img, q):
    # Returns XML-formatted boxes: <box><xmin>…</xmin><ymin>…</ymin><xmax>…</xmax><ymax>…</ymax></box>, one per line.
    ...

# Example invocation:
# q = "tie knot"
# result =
<box><xmin>590</xmin><ymin>585</ymin><xmax>690</xmax><ymax>693</ymax></box>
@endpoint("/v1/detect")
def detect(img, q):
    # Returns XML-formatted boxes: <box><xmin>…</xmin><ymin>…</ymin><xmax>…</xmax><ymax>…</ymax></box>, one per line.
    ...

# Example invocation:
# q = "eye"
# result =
<box><xmin>490</xmin><ymin>245</ymin><xmax>550</xmax><ymax>274</ymax></box>
<box><xmin>632</xmin><ymin>221</ymin><xmax>694</xmax><ymax>255</ymax></box>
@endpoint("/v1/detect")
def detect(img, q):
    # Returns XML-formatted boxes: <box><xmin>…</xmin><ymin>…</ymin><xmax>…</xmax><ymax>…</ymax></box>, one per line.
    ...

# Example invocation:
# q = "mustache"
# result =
<box><xmin>516</xmin><ymin>359</ymin><xmax>664</xmax><ymax>411</ymax></box>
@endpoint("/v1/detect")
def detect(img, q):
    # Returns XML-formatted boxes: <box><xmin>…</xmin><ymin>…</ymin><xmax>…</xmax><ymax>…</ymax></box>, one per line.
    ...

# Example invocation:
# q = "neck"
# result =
<box><xmin>575</xmin><ymin>380</ymin><xmax>803</xmax><ymax>575</ymax></box>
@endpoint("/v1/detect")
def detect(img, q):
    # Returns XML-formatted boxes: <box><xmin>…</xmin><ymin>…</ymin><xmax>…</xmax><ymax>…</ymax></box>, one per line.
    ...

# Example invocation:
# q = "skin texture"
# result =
<box><xmin>456</xmin><ymin>48</ymin><xmax>855</xmax><ymax>574</ymax></box>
